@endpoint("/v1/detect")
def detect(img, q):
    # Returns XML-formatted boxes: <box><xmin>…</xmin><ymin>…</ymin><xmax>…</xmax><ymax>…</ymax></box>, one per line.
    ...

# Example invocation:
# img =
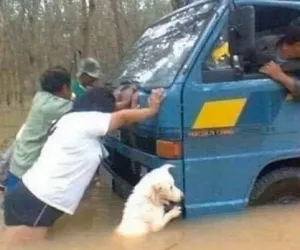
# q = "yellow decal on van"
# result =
<box><xmin>192</xmin><ymin>98</ymin><xmax>247</xmax><ymax>129</ymax></box>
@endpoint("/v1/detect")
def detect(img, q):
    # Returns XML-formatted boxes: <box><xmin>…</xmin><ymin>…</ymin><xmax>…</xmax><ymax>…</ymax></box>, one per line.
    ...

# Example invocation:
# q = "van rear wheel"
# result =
<box><xmin>249</xmin><ymin>168</ymin><xmax>300</xmax><ymax>206</ymax></box>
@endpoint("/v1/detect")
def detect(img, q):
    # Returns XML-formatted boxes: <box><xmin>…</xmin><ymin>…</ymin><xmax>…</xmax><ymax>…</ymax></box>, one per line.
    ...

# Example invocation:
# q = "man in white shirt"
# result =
<box><xmin>3</xmin><ymin>86</ymin><xmax>164</xmax><ymax>245</ymax></box>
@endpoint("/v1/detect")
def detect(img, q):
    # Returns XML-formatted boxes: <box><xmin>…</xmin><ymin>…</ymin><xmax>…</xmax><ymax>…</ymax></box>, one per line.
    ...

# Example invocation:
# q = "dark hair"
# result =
<box><xmin>277</xmin><ymin>18</ymin><xmax>300</xmax><ymax>46</ymax></box>
<box><xmin>39</xmin><ymin>66</ymin><xmax>71</xmax><ymax>94</ymax></box>
<box><xmin>72</xmin><ymin>87</ymin><xmax>116</xmax><ymax>113</ymax></box>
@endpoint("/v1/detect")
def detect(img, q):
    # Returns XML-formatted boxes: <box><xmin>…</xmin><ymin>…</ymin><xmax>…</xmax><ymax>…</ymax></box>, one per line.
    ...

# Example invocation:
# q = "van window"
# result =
<box><xmin>108</xmin><ymin>1</ymin><xmax>218</xmax><ymax>89</ymax></box>
<box><xmin>203</xmin><ymin>5</ymin><xmax>300</xmax><ymax>82</ymax></box>
<box><xmin>204</xmin><ymin>24</ymin><xmax>231</xmax><ymax>70</ymax></box>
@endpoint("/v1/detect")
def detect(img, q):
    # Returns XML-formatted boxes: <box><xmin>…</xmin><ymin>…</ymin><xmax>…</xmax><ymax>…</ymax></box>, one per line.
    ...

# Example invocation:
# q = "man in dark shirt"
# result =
<box><xmin>260</xmin><ymin>20</ymin><xmax>300</xmax><ymax>96</ymax></box>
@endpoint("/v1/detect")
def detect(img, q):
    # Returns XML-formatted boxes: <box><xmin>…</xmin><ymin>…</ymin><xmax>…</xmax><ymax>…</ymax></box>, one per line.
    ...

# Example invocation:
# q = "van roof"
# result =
<box><xmin>234</xmin><ymin>0</ymin><xmax>300</xmax><ymax>6</ymax></box>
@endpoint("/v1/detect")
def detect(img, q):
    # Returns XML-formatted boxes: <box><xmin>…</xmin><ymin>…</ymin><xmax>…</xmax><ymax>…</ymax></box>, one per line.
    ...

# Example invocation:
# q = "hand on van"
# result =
<box><xmin>109</xmin><ymin>88</ymin><xmax>164</xmax><ymax>132</ymax></box>
<box><xmin>148</xmin><ymin>88</ymin><xmax>165</xmax><ymax>112</ymax></box>
<box><xmin>260</xmin><ymin>61</ymin><xmax>284</xmax><ymax>81</ymax></box>
<box><xmin>131</xmin><ymin>92</ymin><xmax>140</xmax><ymax>109</ymax></box>
<box><xmin>115</xmin><ymin>85</ymin><xmax>137</xmax><ymax>110</ymax></box>
<box><xmin>260</xmin><ymin>61</ymin><xmax>299</xmax><ymax>96</ymax></box>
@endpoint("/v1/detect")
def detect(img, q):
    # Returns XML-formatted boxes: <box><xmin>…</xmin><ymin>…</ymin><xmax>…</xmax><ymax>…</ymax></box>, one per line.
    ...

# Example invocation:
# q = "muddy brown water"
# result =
<box><xmin>0</xmin><ymin>108</ymin><xmax>300</xmax><ymax>250</ymax></box>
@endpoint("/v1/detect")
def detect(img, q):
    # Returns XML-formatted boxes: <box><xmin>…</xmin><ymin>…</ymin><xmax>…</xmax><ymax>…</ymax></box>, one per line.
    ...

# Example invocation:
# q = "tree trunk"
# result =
<box><xmin>81</xmin><ymin>0</ymin><xmax>96</xmax><ymax>56</ymax></box>
<box><xmin>110</xmin><ymin>0</ymin><xmax>124</xmax><ymax>60</ymax></box>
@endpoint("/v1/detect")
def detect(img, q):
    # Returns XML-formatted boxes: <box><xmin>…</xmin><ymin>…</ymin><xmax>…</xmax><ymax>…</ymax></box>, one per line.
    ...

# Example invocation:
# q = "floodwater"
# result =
<box><xmin>1</xmin><ymin>108</ymin><xmax>300</xmax><ymax>250</ymax></box>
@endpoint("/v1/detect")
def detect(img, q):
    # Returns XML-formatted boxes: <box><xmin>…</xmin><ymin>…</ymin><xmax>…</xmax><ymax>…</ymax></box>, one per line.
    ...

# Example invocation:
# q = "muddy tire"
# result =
<box><xmin>249</xmin><ymin>168</ymin><xmax>300</xmax><ymax>206</ymax></box>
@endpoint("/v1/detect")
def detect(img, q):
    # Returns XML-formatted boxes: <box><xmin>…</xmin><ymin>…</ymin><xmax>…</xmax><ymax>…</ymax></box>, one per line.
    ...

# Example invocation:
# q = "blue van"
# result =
<box><xmin>103</xmin><ymin>0</ymin><xmax>300</xmax><ymax>219</ymax></box>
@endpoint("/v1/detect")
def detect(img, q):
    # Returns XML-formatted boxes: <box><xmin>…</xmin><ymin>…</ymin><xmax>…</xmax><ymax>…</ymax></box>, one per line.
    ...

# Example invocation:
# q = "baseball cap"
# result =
<box><xmin>77</xmin><ymin>58</ymin><xmax>103</xmax><ymax>79</ymax></box>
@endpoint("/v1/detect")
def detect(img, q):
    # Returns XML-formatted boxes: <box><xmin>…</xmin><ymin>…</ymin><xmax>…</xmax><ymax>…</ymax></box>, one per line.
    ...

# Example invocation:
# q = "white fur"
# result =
<box><xmin>115</xmin><ymin>164</ymin><xmax>184</xmax><ymax>237</ymax></box>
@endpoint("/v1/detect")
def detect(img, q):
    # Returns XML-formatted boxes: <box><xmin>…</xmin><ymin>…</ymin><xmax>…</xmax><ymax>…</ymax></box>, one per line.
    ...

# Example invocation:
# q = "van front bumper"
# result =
<box><xmin>102</xmin><ymin>136</ymin><xmax>184</xmax><ymax>199</ymax></box>
<box><xmin>102</xmin><ymin>136</ymin><xmax>159</xmax><ymax>199</ymax></box>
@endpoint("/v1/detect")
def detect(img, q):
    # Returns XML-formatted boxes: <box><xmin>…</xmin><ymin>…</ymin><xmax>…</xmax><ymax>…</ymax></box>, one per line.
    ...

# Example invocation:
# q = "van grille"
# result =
<box><xmin>105</xmin><ymin>129</ymin><xmax>155</xmax><ymax>187</ymax></box>
<box><xmin>106</xmin><ymin>147</ymin><xmax>142</xmax><ymax>186</ymax></box>
<box><xmin>120</xmin><ymin>129</ymin><xmax>156</xmax><ymax>155</ymax></box>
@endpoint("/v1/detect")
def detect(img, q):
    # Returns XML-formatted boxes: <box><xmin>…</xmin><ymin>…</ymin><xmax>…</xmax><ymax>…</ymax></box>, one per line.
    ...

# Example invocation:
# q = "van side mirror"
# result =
<box><xmin>228</xmin><ymin>6</ymin><xmax>255</xmax><ymax>59</ymax></box>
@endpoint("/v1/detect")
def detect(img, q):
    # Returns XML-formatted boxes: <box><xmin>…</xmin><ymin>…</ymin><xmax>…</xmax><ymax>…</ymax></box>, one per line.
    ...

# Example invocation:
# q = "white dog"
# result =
<box><xmin>115</xmin><ymin>164</ymin><xmax>184</xmax><ymax>237</ymax></box>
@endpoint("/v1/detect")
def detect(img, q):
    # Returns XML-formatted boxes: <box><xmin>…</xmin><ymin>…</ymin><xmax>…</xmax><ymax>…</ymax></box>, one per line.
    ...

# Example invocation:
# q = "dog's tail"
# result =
<box><xmin>161</xmin><ymin>164</ymin><xmax>176</xmax><ymax>171</ymax></box>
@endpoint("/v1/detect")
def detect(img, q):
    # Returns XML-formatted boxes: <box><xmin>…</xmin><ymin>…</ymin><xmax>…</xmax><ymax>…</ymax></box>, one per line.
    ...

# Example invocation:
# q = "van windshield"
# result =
<box><xmin>109</xmin><ymin>0</ymin><xmax>218</xmax><ymax>89</ymax></box>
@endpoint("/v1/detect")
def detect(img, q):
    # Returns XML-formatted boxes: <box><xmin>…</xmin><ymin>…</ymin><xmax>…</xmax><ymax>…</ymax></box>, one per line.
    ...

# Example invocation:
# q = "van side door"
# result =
<box><xmin>182</xmin><ymin>6</ymin><xmax>300</xmax><ymax>218</ymax></box>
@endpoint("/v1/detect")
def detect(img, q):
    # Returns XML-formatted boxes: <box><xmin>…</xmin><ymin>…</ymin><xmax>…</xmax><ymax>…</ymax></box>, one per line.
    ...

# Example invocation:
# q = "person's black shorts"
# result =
<box><xmin>4</xmin><ymin>181</ymin><xmax>63</xmax><ymax>227</ymax></box>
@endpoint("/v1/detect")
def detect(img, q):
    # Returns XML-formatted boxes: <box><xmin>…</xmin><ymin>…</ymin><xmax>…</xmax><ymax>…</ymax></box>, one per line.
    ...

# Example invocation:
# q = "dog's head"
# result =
<box><xmin>145</xmin><ymin>164</ymin><xmax>184</xmax><ymax>205</ymax></box>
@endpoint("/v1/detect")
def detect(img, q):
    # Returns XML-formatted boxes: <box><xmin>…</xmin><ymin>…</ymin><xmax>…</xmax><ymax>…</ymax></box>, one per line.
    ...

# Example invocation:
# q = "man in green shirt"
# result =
<box><xmin>6</xmin><ymin>66</ymin><xmax>73</xmax><ymax>191</ymax></box>
<box><xmin>71</xmin><ymin>57</ymin><xmax>102</xmax><ymax>98</ymax></box>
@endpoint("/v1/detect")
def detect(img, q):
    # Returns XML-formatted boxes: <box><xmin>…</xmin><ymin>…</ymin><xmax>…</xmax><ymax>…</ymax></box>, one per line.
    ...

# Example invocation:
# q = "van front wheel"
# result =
<box><xmin>249</xmin><ymin>168</ymin><xmax>300</xmax><ymax>206</ymax></box>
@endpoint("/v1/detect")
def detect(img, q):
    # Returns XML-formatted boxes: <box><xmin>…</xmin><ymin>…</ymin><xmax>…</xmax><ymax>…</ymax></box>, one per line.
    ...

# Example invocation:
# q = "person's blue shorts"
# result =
<box><xmin>4</xmin><ymin>181</ymin><xmax>63</xmax><ymax>227</ymax></box>
<box><xmin>5</xmin><ymin>172</ymin><xmax>21</xmax><ymax>192</ymax></box>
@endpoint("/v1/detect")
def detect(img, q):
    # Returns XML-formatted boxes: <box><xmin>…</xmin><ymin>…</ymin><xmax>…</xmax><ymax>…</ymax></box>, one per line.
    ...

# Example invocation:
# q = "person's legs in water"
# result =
<box><xmin>5</xmin><ymin>226</ymin><xmax>48</xmax><ymax>246</ymax></box>
<box><xmin>4</xmin><ymin>181</ymin><xmax>63</xmax><ymax>246</ymax></box>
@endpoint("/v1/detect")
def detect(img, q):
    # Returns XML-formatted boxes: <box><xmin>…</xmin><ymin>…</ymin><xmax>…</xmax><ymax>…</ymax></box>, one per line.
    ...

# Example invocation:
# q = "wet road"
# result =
<box><xmin>2</xmin><ymin>182</ymin><xmax>300</xmax><ymax>250</ymax></box>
